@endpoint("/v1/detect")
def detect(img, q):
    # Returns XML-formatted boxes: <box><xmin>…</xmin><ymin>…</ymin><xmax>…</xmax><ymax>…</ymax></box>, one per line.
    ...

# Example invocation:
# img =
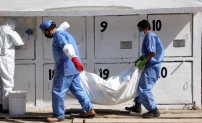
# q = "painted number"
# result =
<box><xmin>152</xmin><ymin>20</ymin><xmax>162</xmax><ymax>31</ymax></box>
<box><xmin>99</xmin><ymin>69</ymin><xmax>110</xmax><ymax>79</ymax></box>
<box><xmin>161</xmin><ymin>67</ymin><xmax>167</xmax><ymax>78</ymax></box>
<box><xmin>49</xmin><ymin>69</ymin><xmax>55</xmax><ymax>80</ymax></box>
<box><xmin>100</xmin><ymin>21</ymin><xmax>108</xmax><ymax>32</ymax></box>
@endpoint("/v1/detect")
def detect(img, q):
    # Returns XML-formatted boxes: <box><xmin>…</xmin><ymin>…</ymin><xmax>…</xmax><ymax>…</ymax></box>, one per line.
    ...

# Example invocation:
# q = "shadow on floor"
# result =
<box><xmin>0</xmin><ymin>112</ymin><xmax>72</xmax><ymax>122</ymax></box>
<box><xmin>65</xmin><ymin>108</ymin><xmax>142</xmax><ymax>118</ymax></box>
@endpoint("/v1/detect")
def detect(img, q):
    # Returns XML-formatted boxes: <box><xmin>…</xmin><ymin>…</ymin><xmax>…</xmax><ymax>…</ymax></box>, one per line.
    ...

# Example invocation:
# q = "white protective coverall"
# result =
<box><xmin>0</xmin><ymin>19</ymin><xmax>24</xmax><ymax>110</ymax></box>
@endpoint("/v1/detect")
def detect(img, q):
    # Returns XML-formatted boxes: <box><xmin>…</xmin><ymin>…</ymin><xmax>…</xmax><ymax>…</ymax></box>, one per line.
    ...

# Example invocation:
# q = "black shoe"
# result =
<box><xmin>0</xmin><ymin>104</ymin><xmax>3</xmax><ymax>112</ymax></box>
<box><xmin>2</xmin><ymin>109</ymin><xmax>9</xmax><ymax>114</ymax></box>
<box><xmin>142</xmin><ymin>108</ymin><xmax>160</xmax><ymax>118</ymax></box>
<box><xmin>125</xmin><ymin>103</ymin><xmax>142</xmax><ymax>113</ymax></box>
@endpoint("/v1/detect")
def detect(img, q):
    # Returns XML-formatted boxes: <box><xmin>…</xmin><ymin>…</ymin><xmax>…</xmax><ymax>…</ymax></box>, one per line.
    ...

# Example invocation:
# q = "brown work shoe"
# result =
<box><xmin>80</xmin><ymin>109</ymin><xmax>96</xmax><ymax>118</ymax></box>
<box><xmin>47</xmin><ymin>116</ymin><xmax>64</xmax><ymax>122</ymax></box>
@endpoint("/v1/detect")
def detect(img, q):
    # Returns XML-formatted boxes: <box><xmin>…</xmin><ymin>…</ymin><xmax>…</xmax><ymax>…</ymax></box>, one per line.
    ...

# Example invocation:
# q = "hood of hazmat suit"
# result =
<box><xmin>0</xmin><ymin>19</ymin><xmax>24</xmax><ymax>57</ymax></box>
<box><xmin>4</xmin><ymin>19</ymin><xmax>16</xmax><ymax>30</ymax></box>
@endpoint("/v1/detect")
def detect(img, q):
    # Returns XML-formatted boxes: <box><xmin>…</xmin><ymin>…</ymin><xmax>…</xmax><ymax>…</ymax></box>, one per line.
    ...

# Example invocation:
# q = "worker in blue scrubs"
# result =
<box><xmin>125</xmin><ymin>20</ymin><xmax>164</xmax><ymax>118</ymax></box>
<box><xmin>40</xmin><ymin>20</ymin><xmax>96</xmax><ymax>122</ymax></box>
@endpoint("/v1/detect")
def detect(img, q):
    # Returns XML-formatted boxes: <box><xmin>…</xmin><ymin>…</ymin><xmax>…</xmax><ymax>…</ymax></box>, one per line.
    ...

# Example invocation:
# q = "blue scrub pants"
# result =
<box><xmin>134</xmin><ymin>63</ymin><xmax>161</xmax><ymax>111</ymax></box>
<box><xmin>52</xmin><ymin>74</ymin><xmax>92</xmax><ymax>119</ymax></box>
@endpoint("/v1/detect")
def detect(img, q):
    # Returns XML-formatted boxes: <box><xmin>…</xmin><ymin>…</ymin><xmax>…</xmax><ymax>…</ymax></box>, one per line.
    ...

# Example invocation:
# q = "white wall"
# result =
<box><xmin>1</xmin><ymin>13</ymin><xmax>201</xmax><ymax>109</ymax></box>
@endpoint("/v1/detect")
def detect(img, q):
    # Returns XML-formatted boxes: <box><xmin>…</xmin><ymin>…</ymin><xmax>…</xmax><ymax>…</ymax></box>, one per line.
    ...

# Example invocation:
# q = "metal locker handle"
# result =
<box><xmin>101</xmin><ymin>32</ymin><xmax>103</xmax><ymax>40</ymax></box>
<box><xmin>81</xmin><ymin>35</ymin><xmax>84</xmax><ymax>42</ymax></box>
<box><xmin>28</xmin><ymin>81</ymin><xmax>31</xmax><ymax>88</ymax></box>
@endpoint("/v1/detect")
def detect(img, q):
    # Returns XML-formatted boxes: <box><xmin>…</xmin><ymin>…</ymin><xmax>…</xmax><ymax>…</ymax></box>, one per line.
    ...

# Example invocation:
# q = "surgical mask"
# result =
<box><xmin>45</xmin><ymin>33</ymin><xmax>53</xmax><ymax>38</ymax></box>
<box><xmin>139</xmin><ymin>31</ymin><xmax>145</xmax><ymax>39</ymax></box>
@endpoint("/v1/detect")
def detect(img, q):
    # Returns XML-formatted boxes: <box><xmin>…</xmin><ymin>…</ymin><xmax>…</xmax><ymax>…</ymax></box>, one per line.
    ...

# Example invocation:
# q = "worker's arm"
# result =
<box><xmin>57</xmin><ymin>34</ymin><xmax>84</xmax><ymax>72</ymax></box>
<box><xmin>145</xmin><ymin>52</ymin><xmax>156</xmax><ymax>62</ymax></box>
<box><xmin>3</xmin><ymin>26</ymin><xmax>24</xmax><ymax>46</ymax></box>
<box><xmin>56</xmin><ymin>34</ymin><xmax>77</xmax><ymax>58</ymax></box>
<box><xmin>137</xmin><ymin>35</ymin><xmax>156</xmax><ymax>69</ymax></box>
<box><xmin>136</xmin><ymin>52</ymin><xmax>156</xmax><ymax>70</ymax></box>
<box><xmin>63</xmin><ymin>44</ymin><xmax>84</xmax><ymax>72</ymax></box>
<box><xmin>9</xmin><ymin>31</ymin><xmax>24</xmax><ymax>46</ymax></box>
<box><xmin>145</xmin><ymin>34</ymin><xmax>157</xmax><ymax>62</ymax></box>
<box><xmin>63</xmin><ymin>44</ymin><xmax>77</xmax><ymax>59</ymax></box>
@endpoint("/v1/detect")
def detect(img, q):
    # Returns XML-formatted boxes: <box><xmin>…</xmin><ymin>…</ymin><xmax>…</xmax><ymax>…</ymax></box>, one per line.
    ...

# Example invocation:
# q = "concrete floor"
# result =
<box><xmin>0</xmin><ymin>109</ymin><xmax>202</xmax><ymax>123</ymax></box>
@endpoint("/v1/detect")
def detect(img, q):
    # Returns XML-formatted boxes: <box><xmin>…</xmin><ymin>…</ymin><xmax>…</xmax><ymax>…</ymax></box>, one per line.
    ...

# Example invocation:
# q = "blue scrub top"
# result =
<box><xmin>52</xmin><ymin>30</ymin><xmax>81</xmax><ymax>76</ymax></box>
<box><xmin>141</xmin><ymin>32</ymin><xmax>164</xmax><ymax>68</ymax></box>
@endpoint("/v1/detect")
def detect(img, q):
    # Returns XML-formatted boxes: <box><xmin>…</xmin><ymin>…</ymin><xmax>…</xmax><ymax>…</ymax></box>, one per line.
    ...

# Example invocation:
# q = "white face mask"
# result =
<box><xmin>139</xmin><ymin>31</ymin><xmax>145</xmax><ymax>39</ymax></box>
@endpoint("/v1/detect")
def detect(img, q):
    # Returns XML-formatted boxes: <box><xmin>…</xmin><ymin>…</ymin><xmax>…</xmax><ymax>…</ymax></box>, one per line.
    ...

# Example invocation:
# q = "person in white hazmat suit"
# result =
<box><xmin>0</xmin><ymin>19</ymin><xmax>24</xmax><ymax>113</ymax></box>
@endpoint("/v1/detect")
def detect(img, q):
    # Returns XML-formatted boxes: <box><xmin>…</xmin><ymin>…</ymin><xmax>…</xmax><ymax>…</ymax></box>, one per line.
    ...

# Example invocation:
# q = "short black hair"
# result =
<box><xmin>137</xmin><ymin>20</ymin><xmax>151</xmax><ymax>30</ymax></box>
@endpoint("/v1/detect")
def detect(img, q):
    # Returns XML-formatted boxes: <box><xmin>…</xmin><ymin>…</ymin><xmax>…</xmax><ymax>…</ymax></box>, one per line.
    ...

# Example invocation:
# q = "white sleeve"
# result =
<box><xmin>4</xmin><ymin>28</ymin><xmax>24</xmax><ymax>46</ymax></box>
<box><xmin>63</xmin><ymin>44</ymin><xmax>77</xmax><ymax>59</ymax></box>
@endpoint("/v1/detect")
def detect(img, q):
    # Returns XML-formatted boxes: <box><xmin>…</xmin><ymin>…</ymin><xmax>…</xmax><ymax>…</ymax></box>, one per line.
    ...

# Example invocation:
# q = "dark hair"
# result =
<box><xmin>137</xmin><ymin>20</ymin><xmax>151</xmax><ymax>30</ymax></box>
<box><xmin>46</xmin><ymin>22</ymin><xmax>56</xmax><ymax>31</ymax></box>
